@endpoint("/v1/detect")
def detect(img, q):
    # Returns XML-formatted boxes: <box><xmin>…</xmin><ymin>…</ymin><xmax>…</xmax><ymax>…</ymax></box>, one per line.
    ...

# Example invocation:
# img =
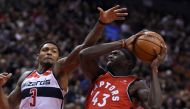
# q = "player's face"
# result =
<box><xmin>38</xmin><ymin>43</ymin><xmax>59</xmax><ymax>67</ymax></box>
<box><xmin>107</xmin><ymin>50</ymin><xmax>127</xmax><ymax>67</ymax></box>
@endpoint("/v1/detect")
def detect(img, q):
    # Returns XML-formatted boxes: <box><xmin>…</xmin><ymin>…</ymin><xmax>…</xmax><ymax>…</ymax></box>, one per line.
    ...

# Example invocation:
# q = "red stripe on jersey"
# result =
<box><xmin>27</xmin><ymin>71</ymin><xmax>40</xmax><ymax>78</ymax></box>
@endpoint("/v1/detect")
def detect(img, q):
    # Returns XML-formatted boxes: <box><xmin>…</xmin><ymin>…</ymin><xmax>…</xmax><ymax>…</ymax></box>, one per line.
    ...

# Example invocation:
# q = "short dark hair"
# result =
<box><xmin>39</xmin><ymin>41</ymin><xmax>61</xmax><ymax>56</ymax></box>
<box><xmin>120</xmin><ymin>49</ymin><xmax>136</xmax><ymax>70</ymax></box>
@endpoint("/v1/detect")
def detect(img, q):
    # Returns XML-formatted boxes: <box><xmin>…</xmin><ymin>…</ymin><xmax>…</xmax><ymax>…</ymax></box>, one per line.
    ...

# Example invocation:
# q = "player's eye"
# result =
<box><xmin>42</xmin><ymin>48</ymin><xmax>48</xmax><ymax>51</ymax></box>
<box><xmin>52</xmin><ymin>49</ymin><xmax>58</xmax><ymax>53</ymax></box>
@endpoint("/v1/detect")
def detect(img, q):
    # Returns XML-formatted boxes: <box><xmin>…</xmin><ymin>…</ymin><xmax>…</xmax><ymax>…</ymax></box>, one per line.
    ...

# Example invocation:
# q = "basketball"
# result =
<box><xmin>134</xmin><ymin>31</ymin><xmax>165</xmax><ymax>62</ymax></box>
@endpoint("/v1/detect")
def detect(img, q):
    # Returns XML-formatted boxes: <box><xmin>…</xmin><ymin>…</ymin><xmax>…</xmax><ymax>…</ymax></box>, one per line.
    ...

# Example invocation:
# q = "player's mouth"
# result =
<box><xmin>45</xmin><ymin>57</ymin><xmax>53</xmax><ymax>60</ymax></box>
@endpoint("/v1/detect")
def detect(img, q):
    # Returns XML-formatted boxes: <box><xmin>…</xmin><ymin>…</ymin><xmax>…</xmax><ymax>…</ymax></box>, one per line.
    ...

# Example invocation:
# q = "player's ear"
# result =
<box><xmin>36</xmin><ymin>54</ymin><xmax>39</xmax><ymax>60</ymax></box>
<box><xmin>34</xmin><ymin>54</ymin><xmax>40</xmax><ymax>66</ymax></box>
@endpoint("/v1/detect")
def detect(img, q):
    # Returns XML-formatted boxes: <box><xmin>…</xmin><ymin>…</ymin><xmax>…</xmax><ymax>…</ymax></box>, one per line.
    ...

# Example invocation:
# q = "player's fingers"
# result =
<box><xmin>97</xmin><ymin>7</ymin><xmax>104</xmax><ymax>13</ymax></box>
<box><xmin>0</xmin><ymin>77</ymin><xmax>6</xmax><ymax>86</ymax></box>
<box><xmin>135</xmin><ymin>30</ymin><xmax>146</xmax><ymax>38</ymax></box>
<box><xmin>0</xmin><ymin>74</ymin><xmax>7</xmax><ymax>78</ymax></box>
<box><xmin>160</xmin><ymin>43</ymin><xmax>167</xmax><ymax>54</ymax></box>
<box><xmin>7</xmin><ymin>73</ymin><xmax>12</xmax><ymax>79</ymax></box>
<box><xmin>153</xmin><ymin>47</ymin><xmax>163</xmax><ymax>62</ymax></box>
<box><xmin>114</xmin><ymin>8</ymin><xmax>127</xmax><ymax>13</ymax></box>
<box><xmin>110</xmin><ymin>5</ymin><xmax>120</xmax><ymax>11</ymax></box>
<box><xmin>1</xmin><ymin>72</ymin><xmax>9</xmax><ymax>75</ymax></box>
<box><xmin>153</xmin><ymin>48</ymin><xmax>159</xmax><ymax>57</ymax></box>
<box><xmin>115</xmin><ymin>17</ymin><xmax>126</xmax><ymax>20</ymax></box>
<box><xmin>160</xmin><ymin>43</ymin><xmax>167</xmax><ymax>59</ymax></box>
<box><xmin>116</xmin><ymin>13</ymin><xmax>128</xmax><ymax>17</ymax></box>
<box><xmin>160</xmin><ymin>43</ymin><xmax>163</xmax><ymax>52</ymax></box>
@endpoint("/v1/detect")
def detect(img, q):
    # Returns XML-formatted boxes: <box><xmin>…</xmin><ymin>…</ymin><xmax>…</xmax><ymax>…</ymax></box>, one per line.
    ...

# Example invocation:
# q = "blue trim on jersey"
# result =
<box><xmin>21</xmin><ymin>87</ymin><xmax>64</xmax><ymax>100</ymax></box>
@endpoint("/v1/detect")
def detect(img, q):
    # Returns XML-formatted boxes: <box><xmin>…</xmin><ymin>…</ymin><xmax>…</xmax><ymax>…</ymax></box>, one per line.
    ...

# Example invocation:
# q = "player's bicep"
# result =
<box><xmin>58</xmin><ymin>45</ymin><xmax>82</xmax><ymax>74</ymax></box>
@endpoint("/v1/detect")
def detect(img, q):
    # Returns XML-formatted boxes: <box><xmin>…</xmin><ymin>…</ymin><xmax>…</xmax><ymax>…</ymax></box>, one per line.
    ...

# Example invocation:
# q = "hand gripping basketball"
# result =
<box><xmin>120</xmin><ymin>30</ymin><xmax>146</xmax><ymax>52</ymax></box>
<box><xmin>133</xmin><ymin>31</ymin><xmax>167</xmax><ymax>63</ymax></box>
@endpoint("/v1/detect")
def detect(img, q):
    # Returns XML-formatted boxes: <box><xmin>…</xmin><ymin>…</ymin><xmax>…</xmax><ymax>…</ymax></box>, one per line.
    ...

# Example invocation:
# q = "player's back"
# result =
<box><xmin>20</xmin><ymin>69</ymin><xmax>67</xmax><ymax>109</ymax></box>
<box><xmin>85</xmin><ymin>71</ymin><xmax>138</xmax><ymax>109</ymax></box>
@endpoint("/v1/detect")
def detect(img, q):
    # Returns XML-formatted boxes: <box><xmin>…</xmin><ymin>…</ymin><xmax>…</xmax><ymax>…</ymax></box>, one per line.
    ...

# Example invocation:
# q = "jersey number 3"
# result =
<box><xmin>30</xmin><ymin>88</ymin><xmax>37</xmax><ymax>107</ymax></box>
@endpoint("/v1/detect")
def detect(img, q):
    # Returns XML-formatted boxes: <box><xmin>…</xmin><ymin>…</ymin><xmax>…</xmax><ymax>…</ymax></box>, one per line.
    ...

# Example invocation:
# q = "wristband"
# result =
<box><xmin>121</xmin><ymin>39</ymin><xmax>126</xmax><ymax>48</ymax></box>
<box><xmin>98</xmin><ymin>19</ymin><xmax>107</xmax><ymax>25</ymax></box>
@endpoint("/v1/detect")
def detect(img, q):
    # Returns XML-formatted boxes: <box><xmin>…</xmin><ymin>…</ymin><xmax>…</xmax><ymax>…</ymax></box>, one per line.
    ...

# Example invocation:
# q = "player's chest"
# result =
<box><xmin>21</xmin><ymin>75</ymin><xmax>56</xmax><ymax>90</ymax></box>
<box><xmin>91</xmin><ymin>79</ymin><xmax>130</xmax><ymax>101</ymax></box>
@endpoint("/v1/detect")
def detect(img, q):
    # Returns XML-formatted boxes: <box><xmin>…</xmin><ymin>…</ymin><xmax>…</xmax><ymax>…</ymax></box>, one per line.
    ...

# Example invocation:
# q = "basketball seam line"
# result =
<box><xmin>135</xmin><ymin>43</ymin><xmax>155</xmax><ymax>57</ymax></box>
<box><xmin>137</xmin><ymin>38</ymin><xmax>161</xmax><ymax>47</ymax></box>
<box><xmin>146</xmin><ymin>34</ymin><xmax>163</xmax><ymax>44</ymax></box>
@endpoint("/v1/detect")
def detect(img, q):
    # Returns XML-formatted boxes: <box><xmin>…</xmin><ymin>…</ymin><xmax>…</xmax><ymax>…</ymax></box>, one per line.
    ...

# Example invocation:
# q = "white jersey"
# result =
<box><xmin>20</xmin><ymin>69</ymin><xmax>67</xmax><ymax>109</ymax></box>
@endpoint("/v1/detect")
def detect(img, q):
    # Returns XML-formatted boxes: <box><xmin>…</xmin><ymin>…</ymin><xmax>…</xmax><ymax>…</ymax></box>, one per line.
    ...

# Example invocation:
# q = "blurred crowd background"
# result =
<box><xmin>0</xmin><ymin>0</ymin><xmax>190</xmax><ymax>109</ymax></box>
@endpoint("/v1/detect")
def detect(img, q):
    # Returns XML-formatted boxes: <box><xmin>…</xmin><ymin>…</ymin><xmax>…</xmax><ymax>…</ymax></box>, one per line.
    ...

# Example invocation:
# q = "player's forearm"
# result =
<box><xmin>148</xmin><ymin>69</ymin><xmax>162</xmax><ymax>109</ymax></box>
<box><xmin>82</xmin><ymin>20</ymin><xmax>105</xmax><ymax>48</ymax></box>
<box><xmin>59</xmin><ymin>21</ymin><xmax>104</xmax><ymax>74</ymax></box>
<box><xmin>80</xmin><ymin>41</ymin><xmax>122</xmax><ymax>59</ymax></box>
<box><xmin>0</xmin><ymin>88</ymin><xmax>10</xmax><ymax>109</ymax></box>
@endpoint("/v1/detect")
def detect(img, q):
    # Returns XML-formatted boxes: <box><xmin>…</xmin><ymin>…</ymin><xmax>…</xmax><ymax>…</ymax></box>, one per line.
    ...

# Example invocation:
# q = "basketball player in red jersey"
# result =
<box><xmin>79</xmin><ymin>31</ymin><xmax>167</xmax><ymax>109</ymax></box>
<box><xmin>0</xmin><ymin>5</ymin><xmax>128</xmax><ymax>109</ymax></box>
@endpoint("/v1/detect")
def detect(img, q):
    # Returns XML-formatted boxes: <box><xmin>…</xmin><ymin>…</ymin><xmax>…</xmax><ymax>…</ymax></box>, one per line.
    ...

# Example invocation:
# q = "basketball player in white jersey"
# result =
<box><xmin>0</xmin><ymin>5</ymin><xmax>128</xmax><ymax>109</ymax></box>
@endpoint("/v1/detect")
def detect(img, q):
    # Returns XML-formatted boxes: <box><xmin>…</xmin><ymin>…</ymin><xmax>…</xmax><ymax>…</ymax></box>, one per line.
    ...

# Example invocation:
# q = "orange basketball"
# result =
<box><xmin>134</xmin><ymin>31</ymin><xmax>165</xmax><ymax>63</ymax></box>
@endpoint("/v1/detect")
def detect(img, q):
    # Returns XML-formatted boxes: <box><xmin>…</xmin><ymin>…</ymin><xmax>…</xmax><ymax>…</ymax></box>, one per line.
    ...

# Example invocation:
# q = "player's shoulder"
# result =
<box><xmin>133</xmin><ymin>80</ymin><xmax>146</xmax><ymax>85</ymax></box>
<box><xmin>132</xmin><ymin>80</ymin><xmax>148</xmax><ymax>89</ymax></box>
<box><xmin>22</xmin><ymin>70</ymin><xmax>33</xmax><ymax>77</ymax></box>
<box><xmin>128</xmin><ymin>79</ymin><xmax>148</xmax><ymax>95</ymax></box>
<box><xmin>17</xmin><ymin>71</ymin><xmax>33</xmax><ymax>85</ymax></box>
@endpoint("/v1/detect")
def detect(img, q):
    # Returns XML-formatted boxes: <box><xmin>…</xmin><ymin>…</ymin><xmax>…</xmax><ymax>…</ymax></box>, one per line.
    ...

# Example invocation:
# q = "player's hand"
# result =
<box><xmin>98</xmin><ymin>5</ymin><xmax>128</xmax><ymax>24</ymax></box>
<box><xmin>0</xmin><ymin>72</ymin><xmax>12</xmax><ymax>87</ymax></box>
<box><xmin>121</xmin><ymin>30</ymin><xmax>146</xmax><ymax>52</ymax></box>
<box><xmin>151</xmin><ymin>45</ymin><xmax>167</xmax><ymax>72</ymax></box>
<box><xmin>159</xmin><ymin>43</ymin><xmax>167</xmax><ymax>62</ymax></box>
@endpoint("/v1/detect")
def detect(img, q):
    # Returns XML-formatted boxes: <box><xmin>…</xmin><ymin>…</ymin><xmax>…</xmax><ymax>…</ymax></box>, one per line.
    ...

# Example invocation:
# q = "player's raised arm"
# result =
<box><xmin>147</xmin><ymin>45</ymin><xmax>166</xmax><ymax>108</ymax></box>
<box><xmin>131</xmin><ymin>45</ymin><xmax>167</xmax><ymax>109</ymax></box>
<box><xmin>54</xmin><ymin>5</ymin><xmax>128</xmax><ymax>75</ymax></box>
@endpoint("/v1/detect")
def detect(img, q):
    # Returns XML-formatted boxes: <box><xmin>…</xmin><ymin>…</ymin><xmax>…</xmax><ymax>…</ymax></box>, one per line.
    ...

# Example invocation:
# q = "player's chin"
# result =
<box><xmin>107</xmin><ymin>61</ymin><xmax>113</xmax><ymax>67</ymax></box>
<box><xmin>43</xmin><ymin>61</ymin><xmax>54</xmax><ymax>67</ymax></box>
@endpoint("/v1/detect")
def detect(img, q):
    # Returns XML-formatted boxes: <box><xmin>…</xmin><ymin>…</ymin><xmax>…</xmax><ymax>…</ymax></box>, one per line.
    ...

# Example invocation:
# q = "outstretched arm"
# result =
<box><xmin>54</xmin><ymin>5</ymin><xmax>128</xmax><ymax>75</ymax></box>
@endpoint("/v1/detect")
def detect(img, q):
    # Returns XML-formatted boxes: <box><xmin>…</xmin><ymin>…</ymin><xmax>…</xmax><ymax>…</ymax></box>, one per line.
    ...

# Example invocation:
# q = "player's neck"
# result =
<box><xmin>37</xmin><ymin>65</ymin><xmax>52</xmax><ymax>74</ymax></box>
<box><xmin>107</xmin><ymin>66</ymin><xmax>130</xmax><ymax>76</ymax></box>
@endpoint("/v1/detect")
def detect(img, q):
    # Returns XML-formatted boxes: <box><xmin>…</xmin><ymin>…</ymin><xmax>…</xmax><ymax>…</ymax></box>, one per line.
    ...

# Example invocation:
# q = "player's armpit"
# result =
<box><xmin>128</xmin><ymin>80</ymin><xmax>149</xmax><ymax>96</ymax></box>
<box><xmin>135</xmin><ymin>81</ymin><xmax>160</xmax><ymax>109</ymax></box>
<box><xmin>137</xmin><ymin>88</ymin><xmax>149</xmax><ymax>102</ymax></box>
<box><xmin>136</xmin><ymin>87</ymin><xmax>151</xmax><ymax>109</ymax></box>
<box><xmin>135</xmin><ymin>80</ymin><xmax>149</xmax><ymax>101</ymax></box>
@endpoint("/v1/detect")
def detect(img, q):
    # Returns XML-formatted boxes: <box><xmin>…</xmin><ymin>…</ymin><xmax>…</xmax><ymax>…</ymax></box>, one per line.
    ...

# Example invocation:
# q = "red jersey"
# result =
<box><xmin>85</xmin><ymin>71</ymin><xmax>139</xmax><ymax>109</ymax></box>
